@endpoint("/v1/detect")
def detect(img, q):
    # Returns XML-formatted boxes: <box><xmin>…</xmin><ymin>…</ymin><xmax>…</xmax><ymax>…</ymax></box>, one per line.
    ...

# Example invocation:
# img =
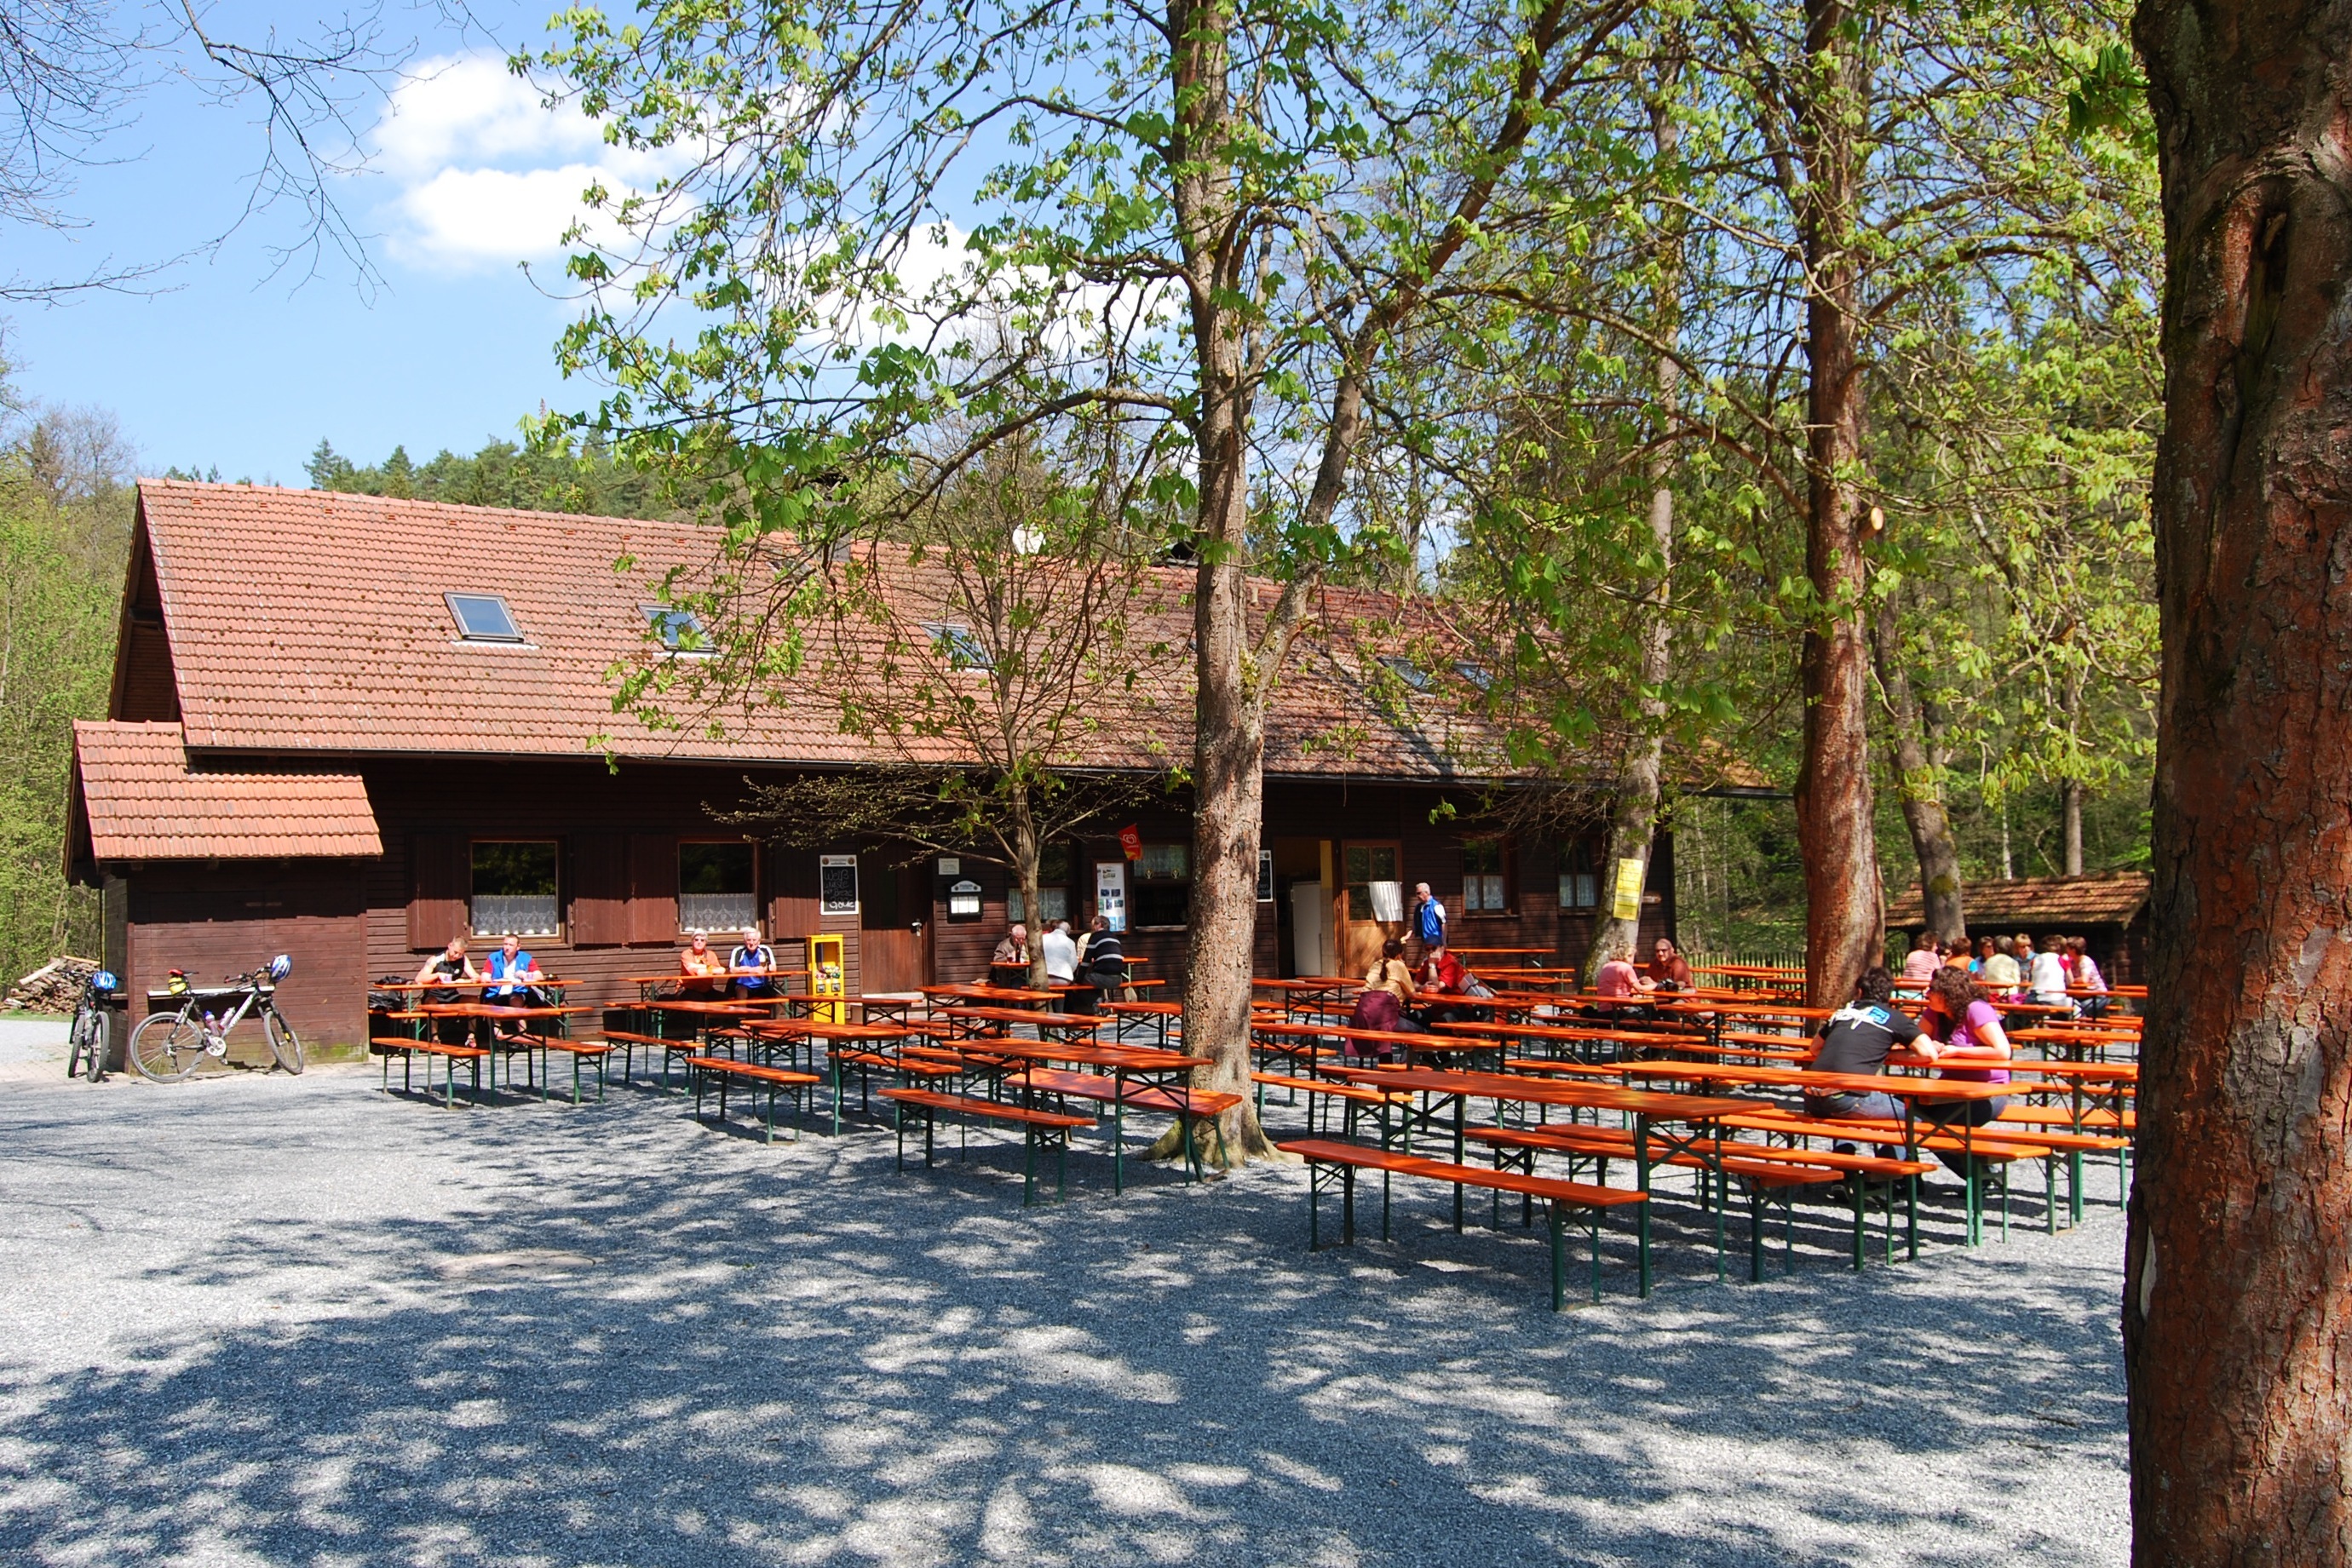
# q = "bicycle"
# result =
<box><xmin>129</xmin><ymin>955</ymin><xmax>302</xmax><ymax>1082</ymax></box>
<box><xmin>66</xmin><ymin>968</ymin><xmax>118</xmax><ymax>1081</ymax></box>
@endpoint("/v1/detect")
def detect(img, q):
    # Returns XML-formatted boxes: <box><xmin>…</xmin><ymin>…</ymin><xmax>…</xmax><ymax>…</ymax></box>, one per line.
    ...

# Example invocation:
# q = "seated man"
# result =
<box><xmin>414</xmin><ymin>937</ymin><xmax>478</xmax><ymax>1045</ymax></box>
<box><xmin>990</xmin><ymin>922</ymin><xmax>1030</xmax><ymax>983</ymax></box>
<box><xmin>481</xmin><ymin>933</ymin><xmax>544</xmax><ymax>1046</ymax></box>
<box><xmin>678</xmin><ymin>931</ymin><xmax>727</xmax><ymax>995</ymax></box>
<box><xmin>1417</xmin><ymin>943</ymin><xmax>1473</xmax><ymax>1025</ymax></box>
<box><xmin>728</xmin><ymin>925</ymin><xmax>777</xmax><ymax>1000</ymax></box>
<box><xmin>1803</xmin><ymin>966</ymin><xmax>1922</xmax><ymax>1127</ymax></box>
<box><xmin>1040</xmin><ymin>920</ymin><xmax>1078</xmax><ymax>1009</ymax></box>
<box><xmin>1647</xmin><ymin>937</ymin><xmax>1695</xmax><ymax>993</ymax></box>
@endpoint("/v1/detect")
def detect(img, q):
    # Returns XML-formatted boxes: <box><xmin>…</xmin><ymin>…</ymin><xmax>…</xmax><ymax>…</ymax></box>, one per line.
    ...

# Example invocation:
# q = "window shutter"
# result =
<box><xmin>571</xmin><ymin>835</ymin><xmax>630</xmax><ymax>946</ymax></box>
<box><xmin>627</xmin><ymin>835</ymin><xmax>679</xmax><ymax>945</ymax></box>
<box><xmin>406</xmin><ymin>834</ymin><xmax>469</xmax><ymax>951</ymax></box>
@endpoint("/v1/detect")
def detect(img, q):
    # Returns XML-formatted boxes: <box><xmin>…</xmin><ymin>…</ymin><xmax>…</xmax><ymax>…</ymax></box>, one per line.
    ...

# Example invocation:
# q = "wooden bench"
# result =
<box><xmin>371</xmin><ymin>1037</ymin><xmax>488</xmax><ymax>1107</ymax></box>
<box><xmin>1464</xmin><ymin>1124</ymin><xmax>1935</xmax><ymax>1278</ymax></box>
<box><xmin>683</xmin><ymin>1055</ymin><xmax>822</xmax><ymax>1143</ymax></box>
<box><xmin>538</xmin><ymin>1037</ymin><xmax>616</xmax><ymax>1104</ymax></box>
<box><xmin>1003</xmin><ymin>1067</ymin><xmax>1243</xmax><ymax>1184</ymax></box>
<box><xmin>1249</xmin><ymin>1070</ymin><xmax>1412</xmax><ymax>1136</ymax></box>
<box><xmin>1279</xmin><ymin>1138</ymin><xmax>1648</xmax><ymax>1309</ymax></box>
<box><xmin>600</xmin><ymin>1029</ymin><xmax>704</xmax><ymax>1089</ymax></box>
<box><xmin>878</xmin><ymin>1088</ymin><xmax>1096</xmax><ymax>1205</ymax></box>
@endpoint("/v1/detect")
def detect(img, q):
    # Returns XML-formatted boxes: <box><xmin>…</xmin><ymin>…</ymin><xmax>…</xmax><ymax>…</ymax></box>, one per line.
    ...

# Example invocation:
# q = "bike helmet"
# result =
<box><xmin>92</xmin><ymin>970</ymin><xmax>116</xmax><ymax>993</ymax></box>
<box><xmin>267</xmin><ymin>954</ymin><xmax>293</xmax><ymax>982</ymax></box>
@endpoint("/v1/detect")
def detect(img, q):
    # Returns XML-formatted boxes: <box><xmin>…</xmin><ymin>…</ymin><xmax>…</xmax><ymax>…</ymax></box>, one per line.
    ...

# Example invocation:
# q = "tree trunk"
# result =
<box><xmin>1585</xmin><ymin>75</ymin><xmax>1682</xmax><ymax>985</ymax></box>
<box><xmin>1869</xmin><ymin>594</ymin><xmax>1965</xmax><ymax>944</ymax></box>
<box><xmin>2130</xmin><ymin>2</ymin><xmax>2352</xmax><ymax>1559</ymax></box>
<box><xmin>1170</xmin><ymin>0</ymin><xmax>1279</xmax><ymax>1165</ymax></box>
<box><xmin>1010</xmin><ymin>801</ymin><xmax>1048</xmax><ymax>990</ymax></box>
<box><xmin>1789</xmin><ymin>0</ymin><xmax>1885</xmax><ymax>1006</ymax></box>
<box><xmin>2061</xmin><ymin>779</ymin><xmax>2085</xmax><ymax>877</ymax></box>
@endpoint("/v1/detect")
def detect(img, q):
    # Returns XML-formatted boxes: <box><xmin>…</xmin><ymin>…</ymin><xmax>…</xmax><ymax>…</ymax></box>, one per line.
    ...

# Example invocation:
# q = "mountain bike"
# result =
<box><xmin>66</xmin><ymin>968</ymin><xmax>118</xmax><ymax>1081</ymax></box>
<box><xmin>129</xmin><ymin>955</ymin><xmax>302</xmax><ymax>1082</ymax></box>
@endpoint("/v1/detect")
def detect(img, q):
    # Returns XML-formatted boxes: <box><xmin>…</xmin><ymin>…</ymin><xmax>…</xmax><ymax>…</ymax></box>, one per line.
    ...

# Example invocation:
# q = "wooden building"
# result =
<box><xmin>66</xmin><ymin>481</ymin><xmax>1678</xmax><ymax>1053</ymax></box>
<box><xmin>1885</xmin><ymin>871</ymin><xmax>2151</xmax><ymax>983</ymax></box>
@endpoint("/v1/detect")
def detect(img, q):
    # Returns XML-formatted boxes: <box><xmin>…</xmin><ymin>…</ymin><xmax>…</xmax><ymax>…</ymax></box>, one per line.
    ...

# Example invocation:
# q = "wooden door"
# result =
<box><xmin>1337</xmin><ymin>841</ymin><xmax>1406</xmax><ymax>978</ymax></box>
<box><xmin>860</xmin><ymin>859</ymin><xmax>927</xmax><ymax>994</ymax></box>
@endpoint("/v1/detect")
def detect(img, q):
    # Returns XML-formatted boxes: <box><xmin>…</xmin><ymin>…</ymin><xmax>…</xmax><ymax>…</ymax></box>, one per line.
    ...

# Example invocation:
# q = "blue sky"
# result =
<box><xmin>3</xmin><ymin>0</ymin><xmax>643</xmax><ymax>481</ymax></box>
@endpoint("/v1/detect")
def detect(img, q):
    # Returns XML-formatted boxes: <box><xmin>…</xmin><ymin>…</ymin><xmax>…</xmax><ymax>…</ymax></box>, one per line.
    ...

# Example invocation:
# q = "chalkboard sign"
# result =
<box><xmin>819</xmin><ymin>854</ymin><xmax>860</xmax><ymax>915</ymax></box>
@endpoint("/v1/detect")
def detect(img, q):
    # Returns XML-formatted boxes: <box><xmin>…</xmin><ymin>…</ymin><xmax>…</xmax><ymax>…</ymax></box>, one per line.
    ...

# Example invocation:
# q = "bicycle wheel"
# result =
<box><xmin>68</xmin><ymin>1005</ymin><xmax>105</xmax><ymax>1080</ymax></box>
<box><xmin>129</xmin><ymin>1010</ymin><xmax>205</xmax><ymax>1083</ymax></box>
<box><xmin>263</xmin><ymin>1008</ymin><xmax>304</xmax><ymax>1075</ymax></box>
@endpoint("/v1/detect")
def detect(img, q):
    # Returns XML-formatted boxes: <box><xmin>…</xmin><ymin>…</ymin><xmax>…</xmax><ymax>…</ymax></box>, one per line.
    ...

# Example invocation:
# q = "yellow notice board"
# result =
<box><xmin>1612</xmin><ymin>857</ymin><xmax>1647</xmax><ymax>922</ymax></box>
<box><xmin>806</xmin><ymin>933</ymin><xmax>845</xmax><ymax>1023</ymax></box>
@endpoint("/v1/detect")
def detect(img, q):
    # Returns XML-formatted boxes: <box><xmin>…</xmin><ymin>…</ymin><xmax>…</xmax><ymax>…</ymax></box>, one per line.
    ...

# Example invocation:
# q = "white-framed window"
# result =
<box><xmin>1463</xmin><ymin>838</ymin><xmax>1510</xmax><ymax>913</ymax></box>
<box><xmin>925</xmin><ymin>622</ymin><xmax>993</xmax><ymax>669</ymax></box>
<box><xmin>819</xmin><ymin>854</ymin><xmax>860</xmax><ymax>915</ymax></box>
<box><xmin>472</xmin><ymin>840</ymin><xmax>559</xmax><ymax>935</ymax></box>
<box><xmin>1558</xmin><ymin>841</ymin><xmax>1598</xmax><ymax>910</ymax></box>
<box><xmin>679</xmin><ymin>841</ymin><xmax>756</xmax><ymax>933</ymax></box>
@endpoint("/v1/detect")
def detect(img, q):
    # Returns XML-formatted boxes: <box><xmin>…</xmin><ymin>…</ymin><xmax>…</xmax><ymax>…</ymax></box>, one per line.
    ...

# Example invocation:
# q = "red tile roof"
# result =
<box><xmin>1885</xmin><ymin>871</ymin><xmax>2151</xmax><ymax>928</ymax></box>
<box><xmin>128</xmin><ymin>480</ymin><xmax>1553</xmax><ymax>782</ymax></box>
<box><xmin>72</xmin><ymin>721</ymin><xmax>382</xmax><ymax>862</ymax></box>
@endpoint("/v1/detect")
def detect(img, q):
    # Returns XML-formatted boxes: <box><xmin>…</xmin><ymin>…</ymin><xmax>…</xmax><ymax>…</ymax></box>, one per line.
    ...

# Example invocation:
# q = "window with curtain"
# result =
<box><xmin>472</xmin><ymin>841</ymin><xmax>559</xmax><ymax>936</ymax></box>
<box><xmin>678</xmin><ymin>841</ymin><xmax>756</xmax><ymax>933</ymax></box>
<box><xmin>1463</xmin><ymin>838</ymin><xmax>1510</xmax><ymax>913</ymax></box>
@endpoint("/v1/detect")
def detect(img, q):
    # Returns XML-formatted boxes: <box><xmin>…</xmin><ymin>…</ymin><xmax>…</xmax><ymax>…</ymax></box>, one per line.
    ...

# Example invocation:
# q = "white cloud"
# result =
<box><xmin>368</xmin><ymin>54</ymin><xmax>679</xmax><ymax>272</ymax></box>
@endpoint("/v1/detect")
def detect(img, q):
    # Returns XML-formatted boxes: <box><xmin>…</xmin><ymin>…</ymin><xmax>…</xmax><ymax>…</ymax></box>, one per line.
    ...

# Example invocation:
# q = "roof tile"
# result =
<box><xmin>73</xmin><ymin>721</ymin><xmax>382</xmax><ymax>862</ymax></box>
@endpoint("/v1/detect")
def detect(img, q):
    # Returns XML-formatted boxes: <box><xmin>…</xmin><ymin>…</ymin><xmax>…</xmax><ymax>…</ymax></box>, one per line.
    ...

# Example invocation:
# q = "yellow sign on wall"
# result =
<box><xmin>1612</xmin><ymin>856</ymin><xmax>1647</xmax><ymax>922</ymax></box>
<box><xmin>806</xmin><ymin>933</ymin><xmax>845</xmax><ymax>1023</ymax></box>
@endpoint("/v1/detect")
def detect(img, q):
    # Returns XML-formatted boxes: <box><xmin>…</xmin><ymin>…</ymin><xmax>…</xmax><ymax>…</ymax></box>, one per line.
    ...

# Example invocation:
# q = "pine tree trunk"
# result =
<box><xmin>2131</xmin><ymin>1</ymin><xmax>2352</xmax><ymax>1559</ymax></box>
<box><xmin>1790</xmin><ymin>0</ymin><xmax>1885</xmax><ymax>1005</ymax></box>
<box><xmin>1870</xmin><ymin>595</ymin><xmax>1964</xmax><ymax>943</ymax></box>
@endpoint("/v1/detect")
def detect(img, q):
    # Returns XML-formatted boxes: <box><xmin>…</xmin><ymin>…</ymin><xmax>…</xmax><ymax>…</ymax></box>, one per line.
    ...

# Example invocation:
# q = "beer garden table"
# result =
<box><xmin>1322</xmin><ymin>1064</ymin><xmax>1758</xmax><ymax>1294</ymax></box>
<box><xmin>986</xmin><ymin>1038</ymin><xmax>1214</xmax><ymax>1192</ymax></box>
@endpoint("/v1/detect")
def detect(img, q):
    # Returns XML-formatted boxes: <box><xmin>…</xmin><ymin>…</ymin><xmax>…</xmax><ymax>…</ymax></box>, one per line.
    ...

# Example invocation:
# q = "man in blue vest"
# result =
<box><xmin>1412</xmin><ymin>882</ymin><xmax>1446</xmax><ymax>962</ymax></box>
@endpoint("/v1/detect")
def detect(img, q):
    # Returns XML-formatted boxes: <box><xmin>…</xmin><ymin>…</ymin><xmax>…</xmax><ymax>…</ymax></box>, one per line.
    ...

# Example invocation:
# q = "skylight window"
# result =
<box><xmin>446</xmin><ymin>593</ymin><xmax>523</xmax><ymax>643</ymax></box>
<box><xmin>642</xmin><ymin>605</ymin><xmax>712</xmax><ymax>654</ymax></box>
<box><xmin>1382</xmin><ymin>656</ymin><xmax>1430</xmax><ymax>692</ymax></box>
<box><xmin>927</xmin><ymin>622</ymin><xmax>994</xmax><ymax>669</ymax></box>
<box><xmin>1456</xmin><ymin>661</ymin><xmax>1492</xmax><ymax>692</ymax></box>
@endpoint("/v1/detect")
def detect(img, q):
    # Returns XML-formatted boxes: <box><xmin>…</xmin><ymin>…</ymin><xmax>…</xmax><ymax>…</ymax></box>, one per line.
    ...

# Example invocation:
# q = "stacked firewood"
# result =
<box><xmin>8</xmin><ymin>956</ymin><xmax>100</xmax><ymax>1012</ymax></box>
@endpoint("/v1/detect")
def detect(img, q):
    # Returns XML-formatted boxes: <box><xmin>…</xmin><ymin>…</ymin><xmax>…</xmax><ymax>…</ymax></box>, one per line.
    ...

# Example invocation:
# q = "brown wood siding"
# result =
<box><xmin>570</xmin><ymin>834</ymin><xmax>630</xmax><ymax>945</ymax></box>
<box><xmin>125</xmin><ymin>863</ymin><xmax>368</xmax><ymax>1051</ymax></box>
<box><xmin>405</xmin><ymin>833</ymin><xmax>467</xmax><ymax>951</ymax></box>
<box><xmin>626</xmin><ymin>835</ymin><xmax>677</xmax><ymax>945</ymax></box>
<box><xmin>95</xmin><ymin>757</ymin><xmax>1682</xmax><ymax>1024</ymax></box>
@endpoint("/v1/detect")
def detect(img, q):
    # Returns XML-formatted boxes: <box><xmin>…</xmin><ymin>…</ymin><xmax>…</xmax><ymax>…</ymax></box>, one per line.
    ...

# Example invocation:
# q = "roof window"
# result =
<box><xmin>1456</xmin><ymin>661</ymin><xmax>1492</xmax><ymax>692</ymax></box>
<box><xmin>643</xmin><ymin>605</ymin><xmax>712</xmax><ymax>654</ymax></box>
<box><xmin>927</xmin><ymin>622</ymin><xmax>993</xmax><ymax>670</ymax></box>
<box><xmin>1382</xmin><ymin>656</ymin><xmax>1429</xmax><ymax>692</ymax></box>
<box><xmin>446</xmin><ymin>593</ymin><xmax>523</xmax><ymax>643</ymax></box>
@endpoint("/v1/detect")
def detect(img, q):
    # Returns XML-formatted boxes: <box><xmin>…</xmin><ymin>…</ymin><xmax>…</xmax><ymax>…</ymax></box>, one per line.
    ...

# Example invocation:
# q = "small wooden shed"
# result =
<box><xmin>1885</xmin><ymin>871</ymin><xmax>2151</xmax><ymax>983</ymax></box>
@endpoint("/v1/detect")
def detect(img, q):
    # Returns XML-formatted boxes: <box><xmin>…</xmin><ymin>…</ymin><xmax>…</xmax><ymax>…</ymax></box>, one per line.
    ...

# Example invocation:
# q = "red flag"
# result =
<box><xmin>1118</xmin><ymin>824</ymin><xmax>1143</xmax><ymax>861</ymax></box>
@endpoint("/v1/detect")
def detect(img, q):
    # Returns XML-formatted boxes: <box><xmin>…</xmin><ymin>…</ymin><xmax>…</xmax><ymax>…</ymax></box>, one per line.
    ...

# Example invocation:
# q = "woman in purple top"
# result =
<box><xmin>1914</xmin><ymin>964</ymin><xmax>2012</xmax><ymax>1182</ymax></box>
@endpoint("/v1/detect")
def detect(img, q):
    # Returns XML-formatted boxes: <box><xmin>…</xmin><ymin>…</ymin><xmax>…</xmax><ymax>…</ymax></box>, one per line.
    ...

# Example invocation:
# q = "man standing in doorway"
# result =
<box><xmin>1411</xmin><ymin>882</ymin><xmax>1447</xmax><ymax>968</ymax></box>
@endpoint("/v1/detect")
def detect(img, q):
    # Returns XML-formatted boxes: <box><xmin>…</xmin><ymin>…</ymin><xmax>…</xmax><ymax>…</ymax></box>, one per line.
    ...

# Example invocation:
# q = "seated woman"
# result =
<box><xmin>1912</xmin><ymin>962</ymin><xmax>2013</xmax><ymax>1183</ymax></box>
<box><xmin>678</xmin><ymin>932</ymin><xmax>727</xmax><ymax>995</ymax></box>
<box><xmin>1347</xmin><ymin>938</ymin><xmax>1422</xmax><ymax>1058</ymax></box>
<box><xmin>1897</xmin><ymin>932</ymin><xmax>1941</xmax><ymax>996</ymax></box>
<box><xmin>2067</xmin><ymin>937</ymin><xmax>2111</xmax><ymax>1021</ymax></box>
<box><xmin>414</xmin><ymin>937</ymin><xmax>478</xmax><ymax>1045</ymax></box>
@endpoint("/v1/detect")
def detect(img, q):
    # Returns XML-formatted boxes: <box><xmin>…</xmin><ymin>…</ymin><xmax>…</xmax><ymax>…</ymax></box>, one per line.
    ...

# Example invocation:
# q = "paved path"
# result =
<box><xmin>0</xmin><ymin>1065</ymin><xmax>2126</xmax><ymax>1565</ymax></box>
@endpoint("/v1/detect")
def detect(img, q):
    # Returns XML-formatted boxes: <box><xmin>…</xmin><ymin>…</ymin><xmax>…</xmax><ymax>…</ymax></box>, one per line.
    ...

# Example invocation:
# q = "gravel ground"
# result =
<box><xmin>0</xmin><ymin>1060</ymin><xmax>2127</xmax><ymax>1566</ymax></box>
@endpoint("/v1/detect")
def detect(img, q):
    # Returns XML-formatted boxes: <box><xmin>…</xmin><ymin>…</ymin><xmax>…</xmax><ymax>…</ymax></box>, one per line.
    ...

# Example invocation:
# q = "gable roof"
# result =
<box><xmin>120</xmin><ymin>479</ymin><xmax>1543</xmax><ymax>782</ymax></box>
<box><xmin>70</xmin><ymin>721</ymin><xmax>382</xmax><ymax>864</ymax></box>
<box><xmin>1885</xmin><ymin>871</ymin><xmax>2151</xmax><ymax>928</ymax></box>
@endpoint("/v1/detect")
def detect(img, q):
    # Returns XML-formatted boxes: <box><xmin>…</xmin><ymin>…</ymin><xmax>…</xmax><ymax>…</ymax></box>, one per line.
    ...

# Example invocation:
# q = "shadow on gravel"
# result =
<box><xmin>0</xmin><ymin>1076</ymin><xmax>2126</xmax><ymax>1567</ymax></box>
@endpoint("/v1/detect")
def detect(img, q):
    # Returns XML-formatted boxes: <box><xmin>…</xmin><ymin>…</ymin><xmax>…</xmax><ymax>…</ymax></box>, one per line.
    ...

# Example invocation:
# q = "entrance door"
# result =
<box><xmin>1337</xmin><ymin>841</ymin><xmax>1405</xmax><ymax>978</ymax></box>
<box><xmin>860</xmin><ymin>859</ymin><xmax>927</xmax><ymax>994</ymax></box>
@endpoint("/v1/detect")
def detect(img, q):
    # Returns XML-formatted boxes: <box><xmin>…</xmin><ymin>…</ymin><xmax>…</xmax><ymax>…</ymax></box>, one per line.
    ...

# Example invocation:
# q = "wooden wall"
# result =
<box><xmin>106</xmin><ymin>758</ymin><xmax>1683</xmax><ymax>1035</ymax></box>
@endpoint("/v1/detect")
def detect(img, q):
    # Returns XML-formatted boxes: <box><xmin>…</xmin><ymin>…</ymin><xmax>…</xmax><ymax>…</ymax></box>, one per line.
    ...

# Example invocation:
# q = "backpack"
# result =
<box><xmin>367</xmin><ymin>977</ymin><xmax>410</xmax><ymax>1013</ymax></box>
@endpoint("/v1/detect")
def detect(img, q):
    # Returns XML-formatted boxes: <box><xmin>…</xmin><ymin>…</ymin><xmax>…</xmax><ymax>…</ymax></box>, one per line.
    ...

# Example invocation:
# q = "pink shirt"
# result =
<box><xmin>1941</xmin><ymin>998</ymin><xmax>2010</xmax><ymax>1084</ymax></box>
<box><xmin>1900</xmin><ymin>949</ymin><xmax>1940</xmax><ymax>985</ymax></box>
<box><xmin>1596</xmin><ymin>959</ymin><xmax>1642</xmax><ymax>999</ymax></box>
